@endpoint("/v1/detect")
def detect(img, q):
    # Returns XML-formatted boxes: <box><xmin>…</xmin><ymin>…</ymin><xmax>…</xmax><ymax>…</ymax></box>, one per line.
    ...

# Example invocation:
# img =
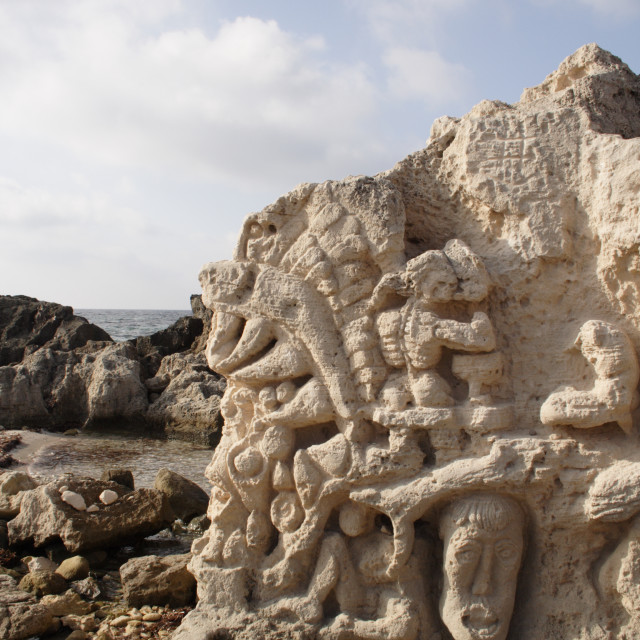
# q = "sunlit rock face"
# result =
<box><xmin>175</xmin><ymin>44</ymin><xmax>640</xmax><ymax>640</ymax></box>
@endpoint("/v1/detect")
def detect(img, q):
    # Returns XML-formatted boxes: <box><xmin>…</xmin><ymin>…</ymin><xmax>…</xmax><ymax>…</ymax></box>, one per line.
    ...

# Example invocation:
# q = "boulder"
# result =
<box><xmin>19</xmin><ymin>570</ymin><xmax>67</xmax><ymax>597</ymax></box>
<box><xmin>147</xmin><ymin>351</ymin><xmax>225</xmax><ymax>445</ymax></box>
<box><xmin>56</xmin><ymin>556</ymin><xmax>90</xmax><ymax>581</ymax></box>
<box><xmin>100</xmin><ymin>468</ymin><xmax>134</xmax><ymax>489</ymax></box>
<box><xmin>8</xmin><ymin>475</ymin><xmax>172</xmax><ymax>552</ymax></box>
<box><xmin>0</xmin><ymin>573</ymin><xmax>53</xmax><ymax>640</ymax></box>
<box><xmin>154</xmin><ymin>468</ymin><xmax>209</xmax><ymax>522</ymax></box>
<box><xmin>120</xmin><ymin>553</ymin><xmax>195</xmax><ymax>607</ymax></box>
<box><xmin>0</xmin><ymin>342</ymin><xmax>148</xmax><ymax>430</ymax></box>
<box><xmin>40</xmin><ymin>589</ymin><xmax>92</xmax><ymax>616</ymax></box>
<box><xmin>26</xmin><ymin>556</ymin><xmax>58</xmax><ymax>573</ymax></box>
<box><xmin>132</xmin><ymin>314</ymin><xmax>204</xmax><ymax>380</ymax></box>
<box><xmin>0</xmin><ymin>295</ymin><xmax>111</xmax><ymax>367</ymax></box>
<box><xmin>0</xmin><ymin>472</ymin><xmax>37</xmax><ymax>496</ymax></box>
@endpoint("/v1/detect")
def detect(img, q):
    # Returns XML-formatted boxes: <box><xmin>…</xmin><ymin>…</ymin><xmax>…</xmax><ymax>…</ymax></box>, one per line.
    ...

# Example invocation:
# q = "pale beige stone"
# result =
<box><xmin>175</xmin><ymin>44</ymin><xmax>640</xmax><ymax>640</ymax></box>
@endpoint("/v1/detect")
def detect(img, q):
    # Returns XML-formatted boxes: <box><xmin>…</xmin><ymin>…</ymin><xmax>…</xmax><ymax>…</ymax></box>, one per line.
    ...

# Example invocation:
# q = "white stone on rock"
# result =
<box><xmin>61</xmin><ymin>490</ymin><xmax>86</xmax><ymax>511</ymax></box>
<box><xmin>99</xmin><ymin>490</ymin><xmax>118</xmax><ymax>505</ymax></box>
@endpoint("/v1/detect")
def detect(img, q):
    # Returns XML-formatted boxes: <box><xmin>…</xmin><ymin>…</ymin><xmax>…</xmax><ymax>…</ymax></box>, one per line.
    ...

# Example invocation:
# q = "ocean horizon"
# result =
<box><xmin>76</xmin><ymin>308</ymin><xmax>192</xmax><ymax>342</ymax></box>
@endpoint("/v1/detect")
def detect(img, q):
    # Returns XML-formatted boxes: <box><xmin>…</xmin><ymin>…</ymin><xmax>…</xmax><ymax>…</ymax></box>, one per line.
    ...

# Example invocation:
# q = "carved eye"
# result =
<box><xmin>495</xmin><ymin>540</ymin><xmax>519</xmax><ymax>564</ymax></box>
<box><xmin>455</xmin><ymin>543</ymin><xmax>480</xmax><ymax>565</ymax></box>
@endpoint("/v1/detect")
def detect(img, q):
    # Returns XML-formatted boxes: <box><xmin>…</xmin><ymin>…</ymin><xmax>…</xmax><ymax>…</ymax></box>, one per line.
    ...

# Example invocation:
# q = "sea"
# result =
<box><xmin>75</xmin><ymin>308</ymin><xmax>191</xmax><ymax>342</ymax></box>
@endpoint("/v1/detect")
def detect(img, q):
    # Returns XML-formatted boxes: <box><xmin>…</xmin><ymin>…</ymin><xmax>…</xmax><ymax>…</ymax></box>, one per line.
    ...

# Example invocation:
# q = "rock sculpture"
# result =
<box><xmin>175</xmin><ymin>45</ymin><xmax>640</xmax><ymax>640</ymax></box>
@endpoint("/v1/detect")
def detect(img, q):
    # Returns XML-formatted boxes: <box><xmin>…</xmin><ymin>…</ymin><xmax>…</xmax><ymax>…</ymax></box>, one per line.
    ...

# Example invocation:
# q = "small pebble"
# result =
<box><xmin>59</xmin><ymin>485</ymin><xmax>69</xmax><ymax>493</ymax></box>
<box><xmin>142</xmin><ymin>613</ymin><xmax>162</xmax><ymax>622</ymax></box>
<box><xmin>86</xmin><ymin>504</ymin><xmax>100</xmax><ymax>513</ymax></box>
<box><xmin>110</xmin><ymin>615</ymin><xmax>130</xmax><ymax>627</ymax></box>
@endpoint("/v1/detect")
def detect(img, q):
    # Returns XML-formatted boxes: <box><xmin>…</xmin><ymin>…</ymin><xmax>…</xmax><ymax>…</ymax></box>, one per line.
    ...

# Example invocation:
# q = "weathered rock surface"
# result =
<box><xmin>8</xmin><ymin>475</ymin><xmax>172</xmax><ymax>552</ymax></box>
<box><xmin>0</xmin><ymin>573</ymin><xmax>54</xmax><ymax>640</ymax></box>
<box><xmin>146</xmin><ymin>351</ymin><xmax>225</xmax><ymax>444</ymax></box>
<box><xmin>119</xmin><ymin>553</ymin><xmax>196</xmax><ymax>607</ymax></box>
<box><xmin>154</xmin><ymin>468</ymin><xmax>209</xmax><ymax>522</ymax></box>
<box><xmin>19</xmin><ymin>569</ymin><xmax>67</xmax><ymax>597</ymax></box>
<box><xmin>175</xmin><ymin>45</ymin><xmax>640</xmax><ymax>640</ymax></box>
<box><xmin>0</xmin><ymin>294</ymin><xmax>225</xmax><ymax>441</ymax></box>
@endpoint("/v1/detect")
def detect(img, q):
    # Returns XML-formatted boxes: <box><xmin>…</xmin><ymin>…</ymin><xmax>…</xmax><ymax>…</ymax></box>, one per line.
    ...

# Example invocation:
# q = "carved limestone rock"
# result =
<box><xmin>175</xmin><ymin>44</ymin><xmax>640</xmax><ymax>640</ymax></box>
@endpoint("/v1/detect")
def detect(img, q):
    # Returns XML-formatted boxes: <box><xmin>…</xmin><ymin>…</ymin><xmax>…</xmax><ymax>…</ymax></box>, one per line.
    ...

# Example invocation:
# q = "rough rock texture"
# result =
<box><xmin>146</xmin><ymin>351</ymin><xmax>225</xmax><ymax>444</ymax></box>
<box><xmin>119</xmin><ymin>553</ymin><xmax>196</xmax><ymax>607</ymax></box>
<box><xmin>0</xmin><ymin>294</ymin><xmax>225</xmax><ymax>441</ymax></box>
<box><xmin>8</xmin><ymin>475</ymin><xmax>172</xmax><ymax>552</ymax></box>
<box><xmin>0</xmin><ymin>341</ymin><xmax>148</xmax><ymax>429</ymax></box>
<box><xmin>0</xmin><ymin>573</ymin><xmax>53</xmax><ymax>640</ymax></box>
<box><xmin>0</xmin><ymin>295</ymin><xmax>112</xmax><ymax>367</ymax></box>
<box><xmin>175</xmin><ymin>45</ymin><xmax>640</xmax><ymax>640</ymax></box>
<box><xmin>154</xmin><ymin>468</ymin><xmax>210</xmax><ymax>522</ymax></box>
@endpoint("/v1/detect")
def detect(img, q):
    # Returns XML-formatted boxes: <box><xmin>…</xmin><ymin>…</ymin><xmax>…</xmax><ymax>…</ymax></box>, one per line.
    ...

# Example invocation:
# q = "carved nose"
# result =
<box><xmin>472</xmin><ymin>546</ymin><xmax>494</xmax><ymax>596</ymax></box>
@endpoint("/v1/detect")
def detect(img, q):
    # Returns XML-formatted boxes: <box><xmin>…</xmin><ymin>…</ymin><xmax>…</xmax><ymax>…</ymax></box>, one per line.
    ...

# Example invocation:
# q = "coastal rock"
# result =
<box><xmin>147</xmin><ymin>351</ymin><xmax>225</xmax><ymax>445</ymax></box>
<box><xmin>40</xmin><ymin>590</ymin><xmax>93</xmax><ymax>616</ymax></box>
<box><xmin>119</xmin><ymin>553</ymin><xmax>195</xmax><ymax>607</ymax></box>
<box><xmin>100</xmin><ymin>469</ymin><xmax>134</xmax><ymax>489</ymax></box>
<box><xmin>56</xmin><ymin>556</ymin><xmax>90</xmax><ymax>581</ymax></box>
<box><xmin>19</xmin><ymin>570</ymin><xmax>67</xmax><ymax>597</ymax></box>
<box><xmin>0</xmin><ymin>341</ymin><xmax>148</xmax><ymax>430</ymax></box>
<box><xmin>154</xmin><ymin>468</ymin><xmax>209</xmax><ymax>522</ymax></box>
<box><xmin>0</xmin><ymin>573</ymin><xmax>54</xmax><ymax>640</ymax></box>
<box><xmin>26</xmin><ymin>556</ymin><xmax>58</xmax><ymax>573</ymax></box>
<box><xmin>0</xmin><ymin>295</ymin><xmax>111</xmax><ymax>367</ymax></box>
<box><xmin>0</xmin><ymin>471</ymin><xmax>37</xmax><ymax>496</ymax></box>
<box><xmin>176</xmin><ymin>45</ymin><xmax>640</xmax><ymax>640</ymax></box>
<box><xmin>133</xmin><ymin>313</ymin><xmax>205</xmax><ymax>380</ymax></box>
<box><xmin>8</xmin><ymin>476</ymin><xmax>172</xmax><ymax>552</ymax></box>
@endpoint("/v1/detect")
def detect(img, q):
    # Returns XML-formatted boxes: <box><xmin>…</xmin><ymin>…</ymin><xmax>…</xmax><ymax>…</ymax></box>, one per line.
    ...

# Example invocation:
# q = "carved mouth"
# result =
<box><xmin>462</xmin><ymin>610</ymin><xmax>500</xmax><ymax>639</ymax></box>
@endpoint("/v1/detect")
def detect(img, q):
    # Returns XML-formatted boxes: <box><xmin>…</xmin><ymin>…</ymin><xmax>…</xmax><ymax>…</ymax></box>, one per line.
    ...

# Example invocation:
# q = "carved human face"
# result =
<box><xmin>440</xmin><ymin>501</ymin><xmax>524</xmax><ymax>640</ymax></box>
<box><xmin>417</xmin><ymin>267</ymin><xmax>457</xmax><ymax>303</ymax></box>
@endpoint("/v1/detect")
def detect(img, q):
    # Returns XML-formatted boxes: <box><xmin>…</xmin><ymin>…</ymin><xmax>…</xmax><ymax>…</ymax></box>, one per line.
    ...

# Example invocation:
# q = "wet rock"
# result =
<box><xmin>120</xmin><ymin>553</ymin><xmax>195</xmax><ymax>607</ymax></box>
<box><xmin>56</xmin><ymin>556</ymin><xmax>90</xmax><ymax>581</ymax></box>
<box><xmin>8</xmin><ymin>476</ymin><xmax>172</xmax><ymax>552</ymax></box>
<box><xmin>100</xmin><ymin>469</ymin><xmax>134</xmax><ymax>490</ymax></box>
<box><xmin>70</xmin><ymin>576</ymin><xmax>101</xmax><ymax>600</ymax></box>
<box><xmin>19</xmin><ymin>570</ymin><xmax>67</xmax><ymax>597</ymax></box>
<box><xmin>0</xmin><ymin>573</ymin><xmax>54</xmax><ymax>640</ymax></box>
<box><xmin>154</xmin><ymin>468</ymin><xmax>209</xmax><ymax>522</ymax></box>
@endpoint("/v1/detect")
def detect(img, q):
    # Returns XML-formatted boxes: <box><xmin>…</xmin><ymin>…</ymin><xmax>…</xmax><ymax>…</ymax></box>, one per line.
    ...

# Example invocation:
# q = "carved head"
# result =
<box><xmin>406</xmin><ymin>250</ymin><xmax>457</xmax><ymax>303</ymax></box>
<box><xmin>439</xmin><ymin>494</ymin><xmax>525</xmax><ymax>640</ymax></box>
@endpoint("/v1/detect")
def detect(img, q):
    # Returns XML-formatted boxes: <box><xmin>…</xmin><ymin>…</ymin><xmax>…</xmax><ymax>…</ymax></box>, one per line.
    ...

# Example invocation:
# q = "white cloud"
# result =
<box><xmin>0</xmin><ymin>177</ymin><xmax>147</xmax><ymax>234</ymax></box>
<box><xmin>383</xmin><ymin>48</ymin><xmax>471</xmax><ymax>104</ymax></box>
<box><xmin>0</xmin><ymin>3</ymin><xmax>381</xmax><ymax>186</ymax></box>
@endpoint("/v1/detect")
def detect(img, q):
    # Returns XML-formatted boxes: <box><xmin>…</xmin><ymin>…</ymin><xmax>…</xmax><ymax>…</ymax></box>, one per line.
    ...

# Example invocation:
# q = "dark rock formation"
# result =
<box><xmin>0</xmin><ymin>295</ymin><xmax>111</xmax><ymax>366</ymax></box>
<box><xmin>0</xmin><ymin>294</ymin><xmax>224</xmax><ymax>443</ymax></box>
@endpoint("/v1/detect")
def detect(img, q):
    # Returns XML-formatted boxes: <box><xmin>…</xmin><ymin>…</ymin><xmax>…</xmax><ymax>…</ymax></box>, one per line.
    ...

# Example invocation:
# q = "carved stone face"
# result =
<box><xmin>440</xmin><ymin>495</ymin><xmax>524</xmax><ymax>640</ymax></box>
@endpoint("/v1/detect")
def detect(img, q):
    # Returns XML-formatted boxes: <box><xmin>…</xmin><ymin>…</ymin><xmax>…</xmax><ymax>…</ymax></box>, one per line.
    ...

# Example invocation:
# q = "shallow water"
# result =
<box><xmin>9</xmin><ymin>430</ymin><xmax>213</xmax><ymax>492</ymax></box>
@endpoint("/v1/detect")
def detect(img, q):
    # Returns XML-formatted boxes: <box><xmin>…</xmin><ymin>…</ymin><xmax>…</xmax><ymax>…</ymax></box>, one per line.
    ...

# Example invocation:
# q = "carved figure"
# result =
<box><xmin>540</xmin><ymin>320</ymin><xmax>639</xmax><ymax>433</ymax></box>
<box><xmin>372</xmin><ymin>242</ymin><xmax>496</xmax><ymax>410</ymax></box>
<box><xmin>439</xmin><ymin>494</ymin><xmax>525</xmax><ymax>640</ymax></box>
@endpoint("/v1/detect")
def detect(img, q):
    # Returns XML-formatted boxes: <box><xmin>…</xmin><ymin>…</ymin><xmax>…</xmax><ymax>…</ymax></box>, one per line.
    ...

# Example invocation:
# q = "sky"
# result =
<box><xmin>1</xmin><ymin>0</ymin><xmax>639</xmax><ymax>309</ymax></box>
